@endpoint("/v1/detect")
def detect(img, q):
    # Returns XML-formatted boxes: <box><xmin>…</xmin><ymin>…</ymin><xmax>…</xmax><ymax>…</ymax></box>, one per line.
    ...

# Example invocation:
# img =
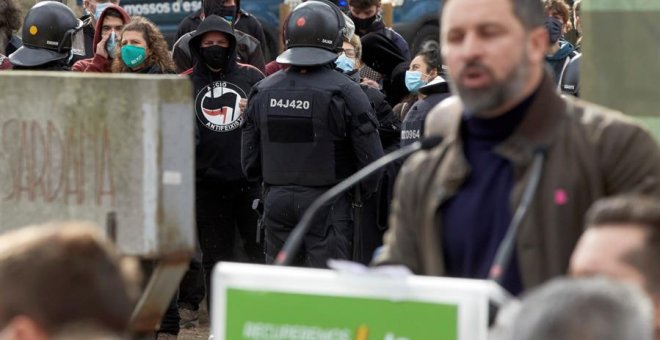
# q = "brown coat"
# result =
<box><xmin>374</xmin><ymin>74</ymin><xmax>660</xmax><ymax>291</ymax></box>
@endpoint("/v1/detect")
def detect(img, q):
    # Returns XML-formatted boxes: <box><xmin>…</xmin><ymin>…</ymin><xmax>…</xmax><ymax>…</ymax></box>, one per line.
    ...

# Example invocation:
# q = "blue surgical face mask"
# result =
<box><xmin>405</xmin><ymin>70</ymin><xmax>428</xmax><ymax>93</ymax></box>
<box><xmin>93</xmin><ymin>3</ymin><xmax>111</xmax><ymax>20</ymax></box>
<box><xmin>335</xmin><ymin>53</ymin><xmax>355</xmax><ymax>73</ymax></box>
<box><xmin>105</xmin><ymin>31</ymin><xmax>117</xmax><ymax>58</ymax></box>
<box><xmin>121</xmin><ymin>44</ymin><xmax>147</xmax><ymax>68</ymax></box>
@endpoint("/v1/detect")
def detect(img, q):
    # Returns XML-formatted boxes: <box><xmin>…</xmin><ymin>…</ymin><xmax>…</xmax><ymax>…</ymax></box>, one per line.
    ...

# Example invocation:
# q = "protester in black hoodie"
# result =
<box><xmin>187</xmin><ymin>15</ymin><xmax>265</xmax><ymax>297</ymax></box>
<box><xmin>176</xmin><ymin>0</ymin><xmax>267</xmax><ymax>58</ymax></box>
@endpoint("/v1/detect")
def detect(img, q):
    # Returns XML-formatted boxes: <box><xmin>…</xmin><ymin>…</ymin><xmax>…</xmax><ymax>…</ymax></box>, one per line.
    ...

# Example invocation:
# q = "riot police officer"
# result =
<box><xmin>241</xmin><ymin>0</ymin><xmax>384</xmax><ymax>267</ymax></box>
<box><xmin>9</xmin><ymin>1</ymin><xmax>85</xmax><ymax>70</ymax></box>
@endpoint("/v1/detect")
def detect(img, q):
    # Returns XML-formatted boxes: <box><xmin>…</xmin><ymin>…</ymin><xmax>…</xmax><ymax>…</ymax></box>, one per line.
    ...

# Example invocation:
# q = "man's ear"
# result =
<box><xmin>527</xmin><ymin>26</ymin><xmax>550</xmax><ymax>63</ymax></box>
<box><xmin>1</xmin><ymin>316</ymin><xmax>49</xmax><ymax>340</ymax></box>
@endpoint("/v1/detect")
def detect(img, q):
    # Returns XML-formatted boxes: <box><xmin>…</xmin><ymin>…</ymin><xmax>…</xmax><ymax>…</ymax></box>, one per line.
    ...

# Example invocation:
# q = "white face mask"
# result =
<box><xmin>334</xmin><ymin>53</ymin><xmax>356</xmax><ymax>73</ymax></box>
<box><xmin>92</xmin><ymin>2</ymin><xmax>111</xmax><ymax>20</ymax></box>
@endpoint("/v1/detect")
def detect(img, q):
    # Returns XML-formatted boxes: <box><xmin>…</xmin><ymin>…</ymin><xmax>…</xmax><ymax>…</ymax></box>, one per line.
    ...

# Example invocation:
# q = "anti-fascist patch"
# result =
<box><xmin>195</xmin><ymin>81</ymin><xmax>247</xmax><ymax>132</ymax></box>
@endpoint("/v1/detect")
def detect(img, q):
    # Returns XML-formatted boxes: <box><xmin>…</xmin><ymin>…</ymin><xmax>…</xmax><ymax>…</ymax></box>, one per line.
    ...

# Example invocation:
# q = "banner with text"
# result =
<box><xmin>213</xmin><ymin>263</ymin><xmax>495</xmax><ymax>340</ymax></box>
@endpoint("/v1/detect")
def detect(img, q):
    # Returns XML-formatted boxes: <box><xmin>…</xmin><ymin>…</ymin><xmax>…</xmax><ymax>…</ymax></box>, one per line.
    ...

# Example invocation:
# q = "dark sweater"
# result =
<box><xmin>440</xmin><ymin>92</ymin><xmax>536</xmax><ymax>295</ymax></box>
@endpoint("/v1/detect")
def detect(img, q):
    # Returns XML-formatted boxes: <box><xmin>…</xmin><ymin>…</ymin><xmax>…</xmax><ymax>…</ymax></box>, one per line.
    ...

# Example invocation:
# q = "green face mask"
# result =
<box><xmin>121</xmin><ymin>45</ymin><xmax>146</xmax><ymax>68</ymax></box>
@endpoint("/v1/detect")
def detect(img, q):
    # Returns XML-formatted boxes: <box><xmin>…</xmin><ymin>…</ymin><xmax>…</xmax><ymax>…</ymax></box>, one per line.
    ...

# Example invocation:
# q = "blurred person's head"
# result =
<box><xmin>507</xmin><ymin>277</ymin><xmax>654</xmax><ymax>340</ymax></box>
<box><xmin>441</xmin><ymin>0</ymin><xmax>548</xmax><ymax>117</ymax></box>
<box><xmin>0</xmin><ymin>0</ymin><xmax>21</xmax><ymax>55</ymax></box>
<box><xmin>83</xmin><ymin>0</ymin><xmax>120</xmax><ymax>24</ymax></box>
<box><xmin>111</xmin><ymin>16</ymin><xmax>175</xmax><ymax>73</ymax></box>
<box><xmin>347</xmin><ymin>0</ymin><xmax>381</xmax><ymax>33</ymax></box>
<box><xmin>202</xmin><ymin>0</ymin><xmax>238</xmax><ymax>24</ymax></box>
<box><xmin>570</xmin><ymin>195</ymin><xmax>660</xmax><ymax>338</ymax></box>
<box><xmin>573</xmin><ymin>0</ymin><xmax>582</xmax><ymax>36</ymax></box>
<box><xmin>405</xmin><ymin>48</ymin><xmax>441</xmax><ymax>94</ymax></box>
<box><xmin>0</xmin><ymin>222</ymin><xmax>137</xmax><ymax>340</ymax></box>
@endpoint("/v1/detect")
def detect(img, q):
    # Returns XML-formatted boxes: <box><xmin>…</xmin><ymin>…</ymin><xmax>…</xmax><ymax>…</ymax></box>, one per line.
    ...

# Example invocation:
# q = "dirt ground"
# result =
<box><xmin>178</xmin><ymin>303</ymin><xmax>210</xmax><ymax>340</ymax></box>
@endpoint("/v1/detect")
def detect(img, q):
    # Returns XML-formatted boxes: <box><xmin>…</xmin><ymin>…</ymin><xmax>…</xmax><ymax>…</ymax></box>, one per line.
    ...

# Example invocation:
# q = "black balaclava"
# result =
<box><xmin>201</xmin><ymin>45</ymin><xmax>229</xmax><ymax>70</ymax></box>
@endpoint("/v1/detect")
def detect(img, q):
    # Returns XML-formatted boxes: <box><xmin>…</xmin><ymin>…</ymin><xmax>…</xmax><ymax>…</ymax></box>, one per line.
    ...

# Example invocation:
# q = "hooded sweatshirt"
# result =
<box><xmin>545</xmin><ymin>39</ymin><xmax>578</xmax><ymax>86</ymax></box>
<box><xmin>175</xmin><ymin>0</ymin><xmax>267</xmax><ymax>57</ymax></box>
<box><xmin>187</xmin><ymin>15</ymin><xmax>264</xmax><ymax>184</ymax></box>
<box><xmin>71</xmin><ymin>4</ymin><xmax>131</xmax><ymax>72</ymax></box>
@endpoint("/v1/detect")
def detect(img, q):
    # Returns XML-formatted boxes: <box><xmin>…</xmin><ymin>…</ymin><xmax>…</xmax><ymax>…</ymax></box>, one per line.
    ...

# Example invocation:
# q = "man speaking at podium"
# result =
<box><xmin>374</xmin><ymin>0</ymin><xmax>660</xmax><ymax>295</ymax></box>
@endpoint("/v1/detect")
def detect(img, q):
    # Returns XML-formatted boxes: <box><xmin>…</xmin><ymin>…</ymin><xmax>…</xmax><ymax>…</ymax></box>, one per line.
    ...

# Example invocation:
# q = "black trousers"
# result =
<box><xmin>263</xmin><ymin>186</ymin><xmax>353</xmax><ymax>268</ymax></box>
<box><xmin>196</xmin><ymin>181</ymin><xmax>263</xmax><ymax>304</ymax></box>
<box><xmin>177</xmin><ymin>245</ymin><xmax>205</xmax><ymax>311</ymax></box>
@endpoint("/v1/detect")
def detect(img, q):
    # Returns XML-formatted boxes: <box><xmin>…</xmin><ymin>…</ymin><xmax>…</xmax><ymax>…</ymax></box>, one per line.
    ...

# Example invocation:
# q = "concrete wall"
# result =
<box><xmin>0</xmin><ymin>72</ymin><xmax>195</xmax><ymax>257</ymax></box>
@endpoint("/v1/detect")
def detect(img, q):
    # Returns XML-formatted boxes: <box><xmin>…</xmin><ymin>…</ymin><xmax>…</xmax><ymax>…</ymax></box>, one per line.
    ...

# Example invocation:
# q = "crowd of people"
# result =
<box><xmin>1</xmin><ymin>0</ymin><xmax>659</xmax><ymax>339</ymax></box>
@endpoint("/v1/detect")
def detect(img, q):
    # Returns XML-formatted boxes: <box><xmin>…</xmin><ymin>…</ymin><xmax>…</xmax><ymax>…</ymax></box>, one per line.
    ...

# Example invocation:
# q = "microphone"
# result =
<box><xmin>274</xmin><ymin>136</ymin><xmax>444</xmax><ymax>266</ymax></box>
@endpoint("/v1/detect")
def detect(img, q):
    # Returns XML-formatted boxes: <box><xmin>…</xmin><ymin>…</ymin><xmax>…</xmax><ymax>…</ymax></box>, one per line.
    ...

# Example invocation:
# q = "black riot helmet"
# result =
<box><xmin>9</xmin><ymin>1</ymin><xmax>84</xmax><ymax>68</ymax></box>
<box><xmin>276</xmin><ymin>0</ymin><xmax>347</xmax><ymax>66</ymax></box>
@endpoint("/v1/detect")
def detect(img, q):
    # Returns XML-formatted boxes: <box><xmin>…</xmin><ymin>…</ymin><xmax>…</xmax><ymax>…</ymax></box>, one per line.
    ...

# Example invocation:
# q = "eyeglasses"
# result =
<box><xmin>339</xmin><ymin>47</ymin><xmax>357</xmax><ymax>58</ymax></box>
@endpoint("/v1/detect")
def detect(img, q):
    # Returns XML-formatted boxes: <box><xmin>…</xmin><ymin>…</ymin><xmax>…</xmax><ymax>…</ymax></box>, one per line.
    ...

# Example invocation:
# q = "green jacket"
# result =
<box><xmin>374</xmin><ymin>74</ymin><xmax>660</xmax><ymax>291</ymax></box>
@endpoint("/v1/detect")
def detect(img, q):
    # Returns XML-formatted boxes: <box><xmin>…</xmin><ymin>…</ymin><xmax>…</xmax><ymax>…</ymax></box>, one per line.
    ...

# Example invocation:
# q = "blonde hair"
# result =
<box><xmin>348</xmin><ymin>34</ymin><xmax>362</xmax><ymax>61</ymax></box>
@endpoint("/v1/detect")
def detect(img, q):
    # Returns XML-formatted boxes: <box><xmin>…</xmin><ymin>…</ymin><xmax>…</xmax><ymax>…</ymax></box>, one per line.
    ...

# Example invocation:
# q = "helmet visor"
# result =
<box><xmin>70</xmin><ymin>28</ymin><xmax>86</xmax><ymax>56</ymax></box>
<box><xmin>61</xmin><ymin>17</ymin><xmax>87</xmax><ymax>56</ymax></box>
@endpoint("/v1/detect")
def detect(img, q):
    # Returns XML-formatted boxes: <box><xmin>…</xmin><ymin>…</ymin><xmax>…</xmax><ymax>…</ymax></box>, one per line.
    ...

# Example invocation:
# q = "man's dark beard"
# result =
<box><xmin>449</xmin><ymin>49</ymin><xmax>529</xmax><ymax>116</ymax></box>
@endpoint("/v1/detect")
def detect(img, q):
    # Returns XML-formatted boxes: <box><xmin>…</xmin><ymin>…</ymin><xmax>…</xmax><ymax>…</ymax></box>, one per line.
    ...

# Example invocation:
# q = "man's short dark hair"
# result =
<box><xmin>416</xmin><ymin>48</ymin><xmax>442</xmax><ymax>74</ymax></box>
<box><xmin>0</xmin><ymin>222</ymin><xmax>137</xmax><ymax>336</ymax></box>
<box><xmin>103</xmin><ymin>8</ymin><xmax>123</xmax><ymax>20</ymax></box>
<box><xmin>585</xmin><ymin>195</ymin><xmax>660</xmax><ymax>295</ymax></box>
<box><xmin>509</xmin><ymin>278</ymin><xmax>654</xmax><ymax>340</ymax></box>
<box><xmin>347</xmin><ymin>0</ymin><xmax>380</xmax><ymax>10</ymax></box>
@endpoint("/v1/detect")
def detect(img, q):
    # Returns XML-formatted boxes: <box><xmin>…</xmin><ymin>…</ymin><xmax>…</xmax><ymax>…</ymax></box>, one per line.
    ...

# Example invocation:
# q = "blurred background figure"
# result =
<box><xmin>176</xmin><ymin>0</ymin><xmax>267</xmax><ymax>59</ymax></box>
<box><xmin>570</xmin><ymin>195</ymin><xmax>660</xmax><ymax>339</ymax></box>
<box><xmin>0</xmin><ymin>0</ymin><xmax>23</xmax><ymax>57</ymax></box>
<box><xmin>0</xmin><ymin>222</ymin><xmax>138</xmax><ymax>340</ymax></box>
<box><xmin>543</xmin><ymin>0</ymin><xmax>580</xmax><ymax>95</ymax></box>
<box><xmin>503</xmin><ymin>278</ymin><xmax>654</xmax><ymax>340</ymax></box>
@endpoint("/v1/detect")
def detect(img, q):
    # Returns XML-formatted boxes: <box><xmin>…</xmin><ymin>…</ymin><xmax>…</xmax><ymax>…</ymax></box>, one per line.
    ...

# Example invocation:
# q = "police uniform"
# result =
<box><xmin>241</xmin><ymin>0</ymin><xmax>384</xmax><ymax>267</ymax></box>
